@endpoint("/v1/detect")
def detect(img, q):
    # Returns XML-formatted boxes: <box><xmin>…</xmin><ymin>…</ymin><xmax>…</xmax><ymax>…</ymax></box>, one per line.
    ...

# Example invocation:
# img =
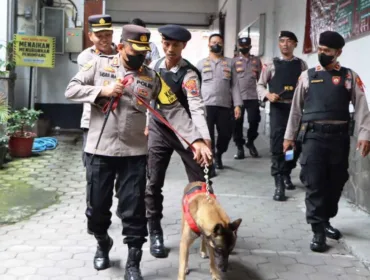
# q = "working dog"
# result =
<box><xmin>178</xmin><ymin>181</ymin><xmax>242</xmax><ymax>280</ymax></box>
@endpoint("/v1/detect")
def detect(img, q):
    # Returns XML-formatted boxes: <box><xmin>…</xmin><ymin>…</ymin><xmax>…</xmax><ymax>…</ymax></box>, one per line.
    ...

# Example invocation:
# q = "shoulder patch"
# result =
<box><xmin>356</xmin><ymin>76</ymin><xmax>365</xmax><ymax>92</ymax></box>
<box><xmin>183</xmin><ymin>79</ymin><xmax>199</xmax><ymax>97</ymax></box>
<box><xmin>82</xmin><ymin>62</ymin><xmax>93</xmax><ymax>71</ymax></box>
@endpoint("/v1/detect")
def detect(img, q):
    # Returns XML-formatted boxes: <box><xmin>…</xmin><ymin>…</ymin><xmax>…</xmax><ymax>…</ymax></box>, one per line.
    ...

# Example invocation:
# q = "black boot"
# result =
<box><xmin>324</xmin><ymin>222</ymin><xmax>342</xmax><ymax>240</ymax></box>
<box><xmin>246</xmin><ymin>142</ymin><xmax>259</xmax><ymax>158</ymax></box>
<box><xmin>283</xmin><ymin>175</ymin><xmax>296</xmax><ymax>190</ymax></box>
<box><xmin>148</xmin><ymin>220</ymin><xmax>168</xmax><ymax>258</ymax></box>
<box><xmin>310</xmin><ymin>223</ymin><xmax>328</xmax><ymax>253</ymax></box>
<box><xmin>124</xmin><ymin>247</ymin><xmax>143</xmax><ymax>280</ymax></box>
<box><xmin>93</xmin><ymin>233</ymin><xmax>113</xmax><ymax>271</ymax></box>
<box><xmin>215</xmin><ymin>153</ymin><xmax>224</xmax><ymax>169</ymax></box>
<box><xmin>234</xmin><ymin>146</ymin><xmax>245</xmax><ymax>159</ymax></box>
<box><xmin>273</xmin><ymin>175</ymin><xmax>286</xmax><ymax>201</ymax></box>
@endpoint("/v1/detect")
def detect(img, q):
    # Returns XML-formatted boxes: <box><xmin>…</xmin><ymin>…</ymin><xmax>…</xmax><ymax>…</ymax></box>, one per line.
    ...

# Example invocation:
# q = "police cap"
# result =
<box><xmin>238</xmin><ymin>37</ymin><xmax>251</xmax><ymax>46</ymax></box>
<box><xmin>121</xmin><ymin>24</ymin><xmax>151</xmax><ymax>51</ymax></box>
<box><xmin>158</xmin><ymin>24</ymin><xmax>192</xmax><ymax>42</ymax></box>
<box><xmin>279</xmin><ymin>30</ymin><xmax>298</xmax><ymax>42</ymax></box>
<box><xmin>88</xmin><ymin>14</ymin><xmax>113</xmax><ymax>33</ymax></box>
<box><xmin>319</xmin><ymin>31</ymin><xmax>345</xmax><ymax>49</ymax></box>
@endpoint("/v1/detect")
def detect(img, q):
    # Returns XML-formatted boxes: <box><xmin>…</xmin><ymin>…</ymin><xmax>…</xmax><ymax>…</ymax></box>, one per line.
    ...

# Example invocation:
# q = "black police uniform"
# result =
<box><xmin>145</xmin><ymin>24</ymin><xmax>209</xmax><ymax>258</ymax></box>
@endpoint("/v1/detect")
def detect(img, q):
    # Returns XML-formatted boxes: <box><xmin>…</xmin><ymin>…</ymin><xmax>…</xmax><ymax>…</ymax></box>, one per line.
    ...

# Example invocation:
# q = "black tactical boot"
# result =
<box><xmin>93</xmin><ymin>233</ymin><xmax>113</xmax><ymax>270</ymax></box>
<box><xmin>124</xmin><ymin>247</ymin><xmax>144</xmax><ymax>280</ymax></box>
<box><xmin>324</xmin><ymin>222</ymin><xmax>342</xmax><ymax>240</ymax></box>
<box><xmin>148</xmin><ymin>220</ymin><xmax>168</xmax><ymax>258</ymax></box>
<box><xmin>310</xmin><ymin>223</ymin><xmax>328</xmax><ymax>252</ymax></box>
<box><xmin>283</xmin><ymin>174</ymin><xmax>296</xmax><ymax>190</ymax></box>
<box><xmin>246</xmin><ymin>142</ymin><xmax>259</xmax><ymax>158</ymax></box>
<box><xmin>273</xmin><ymin>175</ymin><xmax>286</xmax><ymax>201</ymax></box>
<box><xmin>215</xmin><ymin>153</ymin><xmax>224</xmax><ymax>169</ymax></box>
<box><xmin>234</xmin><ymin>146</ymin><xmax>245</xmax><ymax>159</ymax></box>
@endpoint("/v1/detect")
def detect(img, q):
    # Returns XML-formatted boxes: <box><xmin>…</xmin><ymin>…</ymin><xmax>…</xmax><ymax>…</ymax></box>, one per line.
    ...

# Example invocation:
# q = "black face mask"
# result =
<box><xmin>210</xmin><ymin>44</ymin><xmax>223</xmax><ymax>54</ymax></box>
<box><xmin>240</xmin><ymin>47</ymin><xmax>251</xmax><ymax>54</ymax></box>
<box><xmin>318</xmin><ymin>53</ymin><xmax>335</xmax><ymax>67</ymax></box>
<box><xmin>125</xmin><ymin>54</ymin><xmax>145</xmax><ymax>70</ymax></box>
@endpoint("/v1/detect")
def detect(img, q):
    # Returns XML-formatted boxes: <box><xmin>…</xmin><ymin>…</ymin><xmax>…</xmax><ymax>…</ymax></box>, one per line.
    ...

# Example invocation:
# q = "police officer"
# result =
<box><xmin>65</xmin><ymin>24</ymin><xmax>212</xmax><ymax>280</ymax></box>
<box><xmin>197</xmin><ymin>33</ymin><xmax>242</xmax><ymax>169</ymax></box>
<box><xmin>257</xmin><ymin>31</ymin><xmax>307</xmax><ymax>201</ymax></box>
<box><xmin>130</xmin><ymin>18</ymin><xmax>160</xmax><ymax>65</ymax></box>
<box><xmin>144</xmin><ymin>24</ymin><xmax>211</xmax><ymax>259</ymax></box>
<box><xmin>232</xmin><ymin>37</ymin><xmax>263</xmax><ymax>159</ymax></box>
<box><xmin>78</xmin><ymin>15</ymin><xmax>118</xmax><ymax>163</ymax></box>
<box><xmin>284</xmin><ymin>31</ymin><xmax>370</xmax><ymax>253</ymax></box>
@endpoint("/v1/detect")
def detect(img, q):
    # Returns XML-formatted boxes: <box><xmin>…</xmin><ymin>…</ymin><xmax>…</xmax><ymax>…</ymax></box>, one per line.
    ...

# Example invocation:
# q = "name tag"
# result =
<box><xmin>311</xmin><ymin>79</ymin><xmax>324</xmax><ymax>83</ymax></box>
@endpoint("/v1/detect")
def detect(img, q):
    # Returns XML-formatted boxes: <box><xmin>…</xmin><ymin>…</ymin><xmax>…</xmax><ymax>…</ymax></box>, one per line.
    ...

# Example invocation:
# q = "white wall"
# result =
<box><xmin>106</xmin><ymin>0</ymin><xmax>218</xmax><ymax>26</ymax></box>
<box><xmin>0</xmin><ymin>0</ymin><xmax>9</xmax><ymax>72</ymax></box>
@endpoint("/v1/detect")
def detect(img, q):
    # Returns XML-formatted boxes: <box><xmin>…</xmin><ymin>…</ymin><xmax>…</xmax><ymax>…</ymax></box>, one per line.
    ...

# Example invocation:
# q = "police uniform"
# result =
<box><xmin>145</xmin><ymin>24</ymin><xmax>210</xmax><ymax>258</ymax></box>
<box><xmin>78</xmin><ymin>15</ymin><xmax>117</xmax><ymax>166</ymax></box>
<box><xmin>284</xmin><ymin>31</ymin><xmax>370</xmax><ymax>252</ymax></box>
<box><xmin>197</xmin><ymin>52</ymin><xmax>242</xmax><ymax>168</ymax></box>
<box><xmin>65</xmin><ymin>24</ymin><xmax>202</xmax><ymax>279</ymax></box>
<box><xmin>257</xmin><ymin>31</ymin><xmax>307</xmax><ymax>201</ymax></box>
<box><xmin>232</xmin><ymin>37</ymin><xmax>263</xmax><ymax>159</ymax></box>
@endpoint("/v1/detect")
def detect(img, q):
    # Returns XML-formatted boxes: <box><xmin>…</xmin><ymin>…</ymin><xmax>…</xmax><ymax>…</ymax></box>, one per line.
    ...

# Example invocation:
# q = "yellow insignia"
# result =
<box><xmin>203</xmin><ymin>67</ymin><xmax>212</xmax><ymax>72</ymax></box>
<box><xmin>103</xmin><ymin>80</ymin><xmax>110</xmax><ymax>86</ymax></box>
<box><xmin>82</xmin><ymin>63</ymin><xmax>93</xmax><ymax>71</ymax></box>
<box><xmin>112</xmin><ymin>57</ymin><xmax>119</xmax><ymax>66</ymax></box>
<box><xmin>284</xmin><ymin>86</ymin><xmax>294</xmax><ymax>91</ymax></box>
<box><xmin>140</xmin><ymin>35</ymin><xmax>148</xmax><ymax>42</ymax></box>
<box><xmin>222</xmin><ymin>60</ymin><xmax>228</xmax><ymax>65</ymax></box>
<box><xmin>236</xmin><ymin>67</ymin><xmax>244</xmax><ymax>73</ymax></box>
<box><xmin>99</xmin><ymin>18</ymin><xmax>106</xmax><ymax>25</ymax></box>
<box><xmin>104</xmin><ymin>66</ymin><xmax>115</xmax><ymax>73</ymax></box>
<box><xmin>157</xmin><ymin>77</ymin><xmax>178</xmax><ymax>104</ymax></box>
<box><xmin>204</xmin><ymin>61</ymin><xmax>210</xmax><ymax>66</ymax></box>
<box><xmin>139</xmin><ymin>75</ymin><xmax>153</xmax><ymax>82</ymax></box>
<box><xmin>236</xmin><ymin>61</ymin><xmax>243</xmax><ymax>65</ymax></box>
<box><xmin>311</xmin><ymin>79</ymin><xmax>324</xmax><ymax>83</ymax></box>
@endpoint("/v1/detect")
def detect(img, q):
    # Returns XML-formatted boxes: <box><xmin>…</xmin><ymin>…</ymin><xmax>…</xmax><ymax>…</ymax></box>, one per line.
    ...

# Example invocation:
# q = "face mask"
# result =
<box><xmin>210</xmin><ymin>44</ymin><xmax>223</xmax><ymax>54</ymax></box>
<box><xmin>240</xmin><ymin>47</ymin><xmax>251</xmax><ymax>54</ymax></box>
<box><xmin>125</xmin><ymin>54</ymin><xmax>145</xmax><ymax>70</ymax></box>
<box><xmin>318</xmin><ymin>53</ymin><xmax>335</xmax><ymax>67</ymax></box>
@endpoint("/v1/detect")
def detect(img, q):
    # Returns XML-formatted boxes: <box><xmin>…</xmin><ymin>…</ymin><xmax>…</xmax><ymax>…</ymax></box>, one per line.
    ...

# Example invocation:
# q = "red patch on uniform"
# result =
<box><xmin>332</xmin><ymin>76</ymin><xmax>341</xmax><ymax>85</ymax></box>
<box><xmin>356</xmin><ymin>76</ymin><xmax>365</xmax><ymax>92</ymax></box>
<box><xmin>183</xmin><ymin>80</ymin><xmax>199</xmax><ymax>96</ymax></box>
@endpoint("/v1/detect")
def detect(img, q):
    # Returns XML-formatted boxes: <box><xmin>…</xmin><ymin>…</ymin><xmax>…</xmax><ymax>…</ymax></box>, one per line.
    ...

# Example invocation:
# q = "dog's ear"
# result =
<box><xmin>229</xmin><ymin>218</ymin><xmax>242</xmax><ymax>231</ymax></box>
<box><xmin>213</xmin><ymin>223</ymin><xmax>224</xmax><ymax>236</ymax></box>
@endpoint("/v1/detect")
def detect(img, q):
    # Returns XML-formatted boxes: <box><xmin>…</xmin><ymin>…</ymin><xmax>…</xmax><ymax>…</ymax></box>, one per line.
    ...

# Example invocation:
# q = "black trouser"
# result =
<box><xmin>299</xmin><ymin>130</ymin><xmax>350</xmax><ymax>224</ymax></box>
<box><xmin>145</xmin><ymin>118</ymin><xmax>205</xmax><ymax>222</ymax></box>
<box><xmin>206</xmin><ymin>106</ymin><xmax>233</xmax><ymax>155</ymax></box>
<box><xmin>233</xmin><ymin>99</ymin><xmax>261</xmax><ymax>147</ymax></box>
<box><xmin>270</xmin><ymin>103</ymin><xmax>300</xmax><ymax>176</ymax></box>
<box><xmin>85</xmin><ymin>153</ymin><xmax>147</xmax><ymax>246</ymax></box>
<box><xmin>82</xmin><ymin>128</ymin><xmax>89</xmax><ymax>167</ymax></box>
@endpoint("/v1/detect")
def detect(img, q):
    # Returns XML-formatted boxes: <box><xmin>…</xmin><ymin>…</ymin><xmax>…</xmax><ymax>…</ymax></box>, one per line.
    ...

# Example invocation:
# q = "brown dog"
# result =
<box><xmin>178</xmin><ymin>181</ymin><xmax>242</xmax><ymax>280</ymax></box>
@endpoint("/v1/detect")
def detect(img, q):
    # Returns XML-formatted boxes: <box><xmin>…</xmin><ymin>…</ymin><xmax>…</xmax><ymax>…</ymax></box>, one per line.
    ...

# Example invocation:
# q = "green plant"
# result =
<box><xmin>0</xmin><ymin>41</ymin><xmax>16</xmax><ymax>75</ymax></box>
<box><xmin>0</xmin><ymin>92</ymin><xmax>9</xmax><ymax>147</ymax></box>
<box><xmin>7</xmin><ymin>108</ymin><xmax>42</xmax><ymax>138</ymax></box>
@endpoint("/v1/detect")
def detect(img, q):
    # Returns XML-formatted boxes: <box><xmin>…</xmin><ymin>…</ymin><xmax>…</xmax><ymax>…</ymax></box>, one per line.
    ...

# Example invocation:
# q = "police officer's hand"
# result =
<box><xmin>204</xmin><ymin>139</ymin><xmax>212</xmax><ymax>150</ymax></box>
<box><xmin>234</xmin><ymin>106</ymin><xmax>242</xmax><ymax>119</ymax></box>
<box><xmin>357</xmin><ymin>140</ymin><xmax>370</xmax><ymax>157</ymax></box>
<box><xmin>283</xmin><ymin>139</ymin><xmax>295</xmax><ymax>153</ymax></box>
<box><xmin>267</xmin><ymin>93</ymin><xmax>280</xmax><ymax>103</ymax></box>
<box><xmin>144</xmin><ymin>126</ymin><xmax>149</xmax><ymax>137</ymax></box>
<box><xmin>192</xmin><ymin>140</ymin><xmax>213</xmax><ymax>166</ymax></box>
<box><xmin>100</xmin><ymin>83</ymin><xmax>124</xmax><ymax>98</ymax></box>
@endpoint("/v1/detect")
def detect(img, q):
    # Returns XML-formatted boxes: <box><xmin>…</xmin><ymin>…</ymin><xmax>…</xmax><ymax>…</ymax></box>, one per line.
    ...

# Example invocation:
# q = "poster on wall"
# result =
<box><xmin>303</xmin><ymin>0</ymin><xmax>370</xmax><ymax>53</ymax></box>
<box><xmin>13</xmin><ymin>34</ymin><xmax>56</xmax><ymax>68</ymax></box>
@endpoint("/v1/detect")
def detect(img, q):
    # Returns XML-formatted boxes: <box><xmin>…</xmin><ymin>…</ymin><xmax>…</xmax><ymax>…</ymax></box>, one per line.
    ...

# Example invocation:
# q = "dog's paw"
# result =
<box><xmin>200</xmin><ymin>251</ymin><xmax>208</xmax><ymax>259</ymax></box>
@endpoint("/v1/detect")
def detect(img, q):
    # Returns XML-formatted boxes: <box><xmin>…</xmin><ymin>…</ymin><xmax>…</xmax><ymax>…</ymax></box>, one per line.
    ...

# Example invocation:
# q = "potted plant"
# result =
<box><xmin>7</xmin><ymin>108</ymin><xmax>42</xmax><ymax>158</ymax></box>
<box><xmin>0</xmin><ymin>92</ymin><xmax>9</xmax><ymax>166</ymax></box>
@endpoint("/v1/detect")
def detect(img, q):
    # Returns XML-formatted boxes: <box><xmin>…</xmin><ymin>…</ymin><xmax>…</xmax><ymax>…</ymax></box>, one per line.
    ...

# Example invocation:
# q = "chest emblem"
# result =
<box><xmin>332</xmin><ymin>76</ymin><xmax>341</xmax><ymax>85</ymax></box>
<box><xmin>104</xmin><ymin>66</ymin><xmax>115</xmax><ymax>73</ymax></box>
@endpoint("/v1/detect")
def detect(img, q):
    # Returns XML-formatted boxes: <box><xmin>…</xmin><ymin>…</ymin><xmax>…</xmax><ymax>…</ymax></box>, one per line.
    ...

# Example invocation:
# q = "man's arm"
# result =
<box><xmin>77</xmin><ymin>49</ymin><xmax>93</xmax><ymax>70</ymax></box>
<box><xmin>351</xmin><ymin>71</ymin><xmax>370</xmax><ymax>141</ymax></box>
<box><xmin>182</xmin><ymin>70</ymin><xmax>210</xmax><ymax>141</ymax></box>
<box><xmin>257</xmin><ymin>63</ymin><xmax>272</xmax><ymax>101</ymax></box>
<box><xmin>284</xmin><ymin>70</ymin><xmax>309</xmax><ymax>140</ymax></box>
<box><xmin>231</xmin><ymin>59</ymin><xmax>243</xmax><ymax>107</ymax></box>
<box><xmin>301</xmin><ymin>59</ymin><xmax>309</xmax><ymax>71</ymax></box>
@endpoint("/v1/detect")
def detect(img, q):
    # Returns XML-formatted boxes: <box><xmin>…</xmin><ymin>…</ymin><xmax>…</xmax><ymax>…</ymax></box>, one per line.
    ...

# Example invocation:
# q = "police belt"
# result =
<box><xmin>276</xmin><ymin>99</ymin><xmax>292</xmax><ymax>104</ymax></box>
<box><xmin>307</xmin><ymin>122</ymin><xmax>348</xmax><ymax>134</ymax></box>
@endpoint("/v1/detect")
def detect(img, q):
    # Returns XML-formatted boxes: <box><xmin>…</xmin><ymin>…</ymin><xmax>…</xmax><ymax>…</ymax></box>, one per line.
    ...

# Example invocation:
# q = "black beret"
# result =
<box><xmin>319</xmin><ymin>31</ymin><xmax>345</xmax><ymax>49</ymax></box>
<box><xmin>238</xmin><ymin>37</ymin><xmax>251</xmax><ymax>45</ymax></box>
<box><xmin>121</xmin><ymin>24</ymin><xmax>151</xmax><ymax>51</ymax></box>
<box><xmin>279</xmin><ymin>31</ymin><xmax>298</xmax><ymax>42</ymax></box>
<box><xmin>88</xmin><ymin>14</ymin><xmax>113</xmax><ymax>32</ymax></box>
<box><xmin>158</xmin><ymin>24</ymin><xmax>191</xmax><ymax>42</ymax></box>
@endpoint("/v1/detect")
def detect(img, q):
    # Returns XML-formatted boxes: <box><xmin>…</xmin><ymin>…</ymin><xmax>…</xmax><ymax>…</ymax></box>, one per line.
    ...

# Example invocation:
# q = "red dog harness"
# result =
<box><xmin>182</xmin><ymin>183</ymin><xmax>216</xmax><ymax>235</ymax></box>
